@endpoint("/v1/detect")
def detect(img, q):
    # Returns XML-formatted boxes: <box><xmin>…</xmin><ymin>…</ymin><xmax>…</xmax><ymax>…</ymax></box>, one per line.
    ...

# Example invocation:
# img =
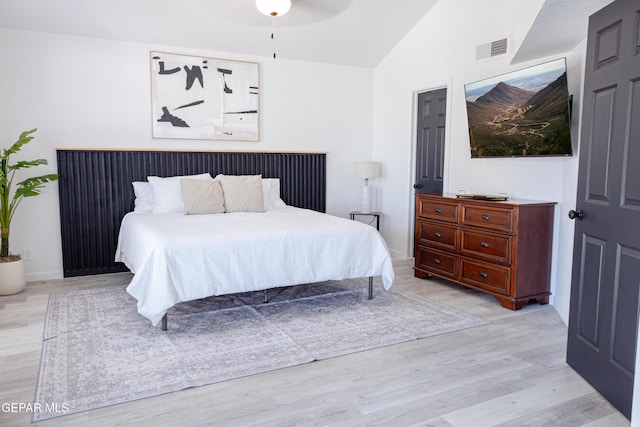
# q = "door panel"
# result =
<box><xmin>586</xmin><ymin>87</ymin><xmax>615</xmax><ymax>203</ymax></box>
<box><xmin>567</xmin><ymin>0</ymin><xmax>640</xmax><ymax>419</ymax></box>
<box><xmin>611</xmin><ymin>246</ymin><xmax>640</xmax><ymax>375</ymax></box>
<box><xmin>415</xmin><ymin>88</ymin><xmax>447</xmax><ymax>195</ymax></box>
<box><xmin>622</xmin><ymin>80</ymin><xmax>640</xmax><ymax>206</ymax></box>
<box><xmin>575</xmin><ymin>236</ymin><xmax>606</xmax><ymax>349</ymax></box>
<box><xmin>595</xmin><ymin>20</ymin><xmax>622</xmax><ymax>68</ymax></box>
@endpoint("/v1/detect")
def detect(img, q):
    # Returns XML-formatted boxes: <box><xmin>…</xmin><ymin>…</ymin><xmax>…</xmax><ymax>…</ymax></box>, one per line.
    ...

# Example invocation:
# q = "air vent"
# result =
<box><xmin>491</xmin><ymin>38</ymin><xmax>508</xmax><ymax>56</ymax></box>
<box><xmin>476</xmin><ymin>38</ymin><xmax>508</xmax><ymax>60</ymax></box>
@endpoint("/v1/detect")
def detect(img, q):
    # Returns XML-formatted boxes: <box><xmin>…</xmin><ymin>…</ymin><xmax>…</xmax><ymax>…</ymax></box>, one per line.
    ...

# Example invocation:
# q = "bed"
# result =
<box><xmin>115</xmin><ymin>205</ymin><xmax>394</xmax><ymax>328</ymax></box>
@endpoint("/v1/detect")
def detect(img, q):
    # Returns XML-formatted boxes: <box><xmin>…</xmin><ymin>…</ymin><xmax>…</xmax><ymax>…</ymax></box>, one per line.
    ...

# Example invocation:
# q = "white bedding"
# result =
<box><xmin>115</xmin><ymin>206</ymin><xmax>395</xmax><ymax>325</ymax></box>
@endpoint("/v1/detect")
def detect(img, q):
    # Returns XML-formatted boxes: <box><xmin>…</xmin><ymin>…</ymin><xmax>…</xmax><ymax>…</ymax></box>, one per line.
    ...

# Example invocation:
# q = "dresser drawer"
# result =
<box><xmin>417</xmin><ymin>198</ymin><xmax>459</xmax><ymax>223</ymax></box>
<box><xmin>460</xmin><ymin>229</ymin><xmax>511</xmax><ymax>264</ymax></box>
<box><xmin>462</xmin><ymin>205</ymin><xmax>513</xmax><ymax>232</ymax></box>
<box><xmin>460</xmin><ymin>258</ymin><xmax>510</xmax><ymax>295</ymax></box>
<box><xmin>416</xmin><ymin>247</ymin><xmax>457</xmax><ymax>279</ymax></box>
<box><xmin>417</xmin><ymin>220</ymin><xmax>458</xmax><ymax>251</ymax></box>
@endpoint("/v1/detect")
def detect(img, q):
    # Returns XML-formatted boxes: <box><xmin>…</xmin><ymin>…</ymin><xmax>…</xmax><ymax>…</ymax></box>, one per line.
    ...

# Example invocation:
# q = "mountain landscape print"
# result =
<box><xmin>464</xmin><ymin>58</ymin><xmax>572</xmax><ymax>157</ymax></box>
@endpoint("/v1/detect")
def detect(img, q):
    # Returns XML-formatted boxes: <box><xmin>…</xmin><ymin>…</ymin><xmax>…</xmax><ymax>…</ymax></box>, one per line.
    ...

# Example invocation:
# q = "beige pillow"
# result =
<box><xmin>219</xmin><ymin>174</ymin><xmax>265</xmax><ymax>213</ymax></box>
<box><xmin>180</xmin><ymin>179</ymin><xmax>225</xmax><ymax>215</ymax></box>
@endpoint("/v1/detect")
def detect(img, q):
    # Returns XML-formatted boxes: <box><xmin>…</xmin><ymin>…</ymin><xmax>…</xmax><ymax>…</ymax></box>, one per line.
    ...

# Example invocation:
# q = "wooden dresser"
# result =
<box><xmin>414</xmin><ymin>194</ymin><xmax>556</xmax><ymax>310</ymax></box>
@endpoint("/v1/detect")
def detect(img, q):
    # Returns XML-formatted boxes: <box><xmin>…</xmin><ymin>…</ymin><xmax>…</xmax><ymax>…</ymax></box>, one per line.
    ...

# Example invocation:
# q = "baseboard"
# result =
<box><xmin>388</xmin><ymin>248</ymin><xmax>409</xmax><ymax>260</ymax></box>
<box><xmin>26</xmin><ymin>271</ymin><xmax>64</xmax><ymax>282</ymax></box>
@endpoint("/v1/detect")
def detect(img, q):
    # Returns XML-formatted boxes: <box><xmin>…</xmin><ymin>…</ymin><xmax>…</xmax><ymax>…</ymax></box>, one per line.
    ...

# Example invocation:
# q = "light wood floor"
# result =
<box><xmin>0</xmin><ymin>260</ymin><xmax>630</xmax><ymax>426</ymax></box>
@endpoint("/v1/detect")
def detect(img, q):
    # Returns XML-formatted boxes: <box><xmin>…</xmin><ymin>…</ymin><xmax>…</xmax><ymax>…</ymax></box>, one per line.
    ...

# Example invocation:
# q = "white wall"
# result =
<box><xmin>0</xmin><ymin>28</ymin><xmax>375</xmax><ymax>280</ymax></box>
<box><xmin>373</xmin><ymin>0</ymin><xmax>587</xmax><ymax>325</ymax></box>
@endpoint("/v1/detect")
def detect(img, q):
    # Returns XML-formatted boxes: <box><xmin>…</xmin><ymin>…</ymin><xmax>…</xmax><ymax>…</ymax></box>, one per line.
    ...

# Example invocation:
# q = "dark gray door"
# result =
<box><xmin>566</xmin><ymin>0</ymin><xmax>640</xmax><ymax>419</ymax></box>
<box><xmin>414</xmin><ymin>88</ymin><xmax>447</xmax><ymax>195</ymax></box>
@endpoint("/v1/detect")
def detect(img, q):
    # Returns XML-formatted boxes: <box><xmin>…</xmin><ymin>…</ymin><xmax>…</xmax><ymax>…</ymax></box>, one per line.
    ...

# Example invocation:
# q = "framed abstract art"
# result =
<box><xmin>150</xmin><ymin>51</ymin><xmax>260</xmax><ymax>141</ymax></box>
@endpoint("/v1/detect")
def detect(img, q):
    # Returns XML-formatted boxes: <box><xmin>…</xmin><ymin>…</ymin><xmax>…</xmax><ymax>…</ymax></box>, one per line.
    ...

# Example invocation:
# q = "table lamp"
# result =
<box><xmin>354</xmin><ymin>162</ymin><xmax>381</xmax><ymax>213</ymax></box>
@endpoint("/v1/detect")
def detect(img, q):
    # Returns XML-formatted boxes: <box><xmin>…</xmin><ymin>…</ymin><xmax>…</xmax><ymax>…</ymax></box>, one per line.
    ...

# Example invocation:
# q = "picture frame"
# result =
<box><xmin>464</xmin><ymin>58</ymin><xmax>572</xmax><ymax>157</ymax></box>
<box><xmin>150</xmin><ymin>51</ymin><xmax>260</xmax><ymax>141</ymax></box>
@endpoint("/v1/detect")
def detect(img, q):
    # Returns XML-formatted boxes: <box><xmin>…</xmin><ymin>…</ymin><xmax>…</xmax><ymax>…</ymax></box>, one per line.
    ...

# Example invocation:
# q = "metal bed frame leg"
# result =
<box><xmin>161</xmin><ymin>314</ymin><xmax>167</xmax><ymax>331</ymax></box>
<box><xmin>368</xmin><ymin>277</ymin><xmax>373</xmax><ymax>300</ymax></box>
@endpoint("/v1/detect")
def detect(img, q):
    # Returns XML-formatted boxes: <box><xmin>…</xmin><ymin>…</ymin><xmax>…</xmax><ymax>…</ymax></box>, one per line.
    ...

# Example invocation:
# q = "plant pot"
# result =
<box><xmin>0</xmin><ymin>257</ymin><xmax>26</xmax><ymax>295</ymax></box>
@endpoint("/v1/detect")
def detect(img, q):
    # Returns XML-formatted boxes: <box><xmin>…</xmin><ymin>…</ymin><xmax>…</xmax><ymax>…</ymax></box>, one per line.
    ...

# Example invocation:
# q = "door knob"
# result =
<box><xmin>568</xmin><ymin>209</ymin><xmax>584</xmax><ymax>220</ymax></box>
<box><xmin>413</xmin><ymin>183</ymin><xmax>423</xmax><ymax>189</ymax></box>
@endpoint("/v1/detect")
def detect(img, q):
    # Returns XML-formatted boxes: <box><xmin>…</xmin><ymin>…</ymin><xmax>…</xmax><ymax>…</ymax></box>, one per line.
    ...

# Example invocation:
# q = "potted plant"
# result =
<box><xmin>0</xmin><ymin>128</ymin><xmax>58</xmax><ymax>295</ymax></box>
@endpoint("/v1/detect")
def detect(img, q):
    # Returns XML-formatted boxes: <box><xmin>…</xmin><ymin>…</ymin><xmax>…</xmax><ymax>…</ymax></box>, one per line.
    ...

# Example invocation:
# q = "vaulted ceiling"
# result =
<box><xmin>513</xmin><ymin>0</ymin><xmax>614</xmax><ymax>64</ymax></box>
<box><xmin>0</xmin><ymin>0</ymin><xmax>615</xmax><ymax>68</ymax></box>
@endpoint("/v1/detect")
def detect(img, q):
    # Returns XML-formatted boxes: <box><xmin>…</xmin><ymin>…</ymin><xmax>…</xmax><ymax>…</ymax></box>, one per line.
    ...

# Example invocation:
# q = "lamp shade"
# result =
<box><xmin>256</xmin><ymin>0</ymin><xmax>291</xmax><ymax>16</ymax></box>
<box><xmin>354</xmin><ymin>162</ymin><xmax>382</xmax><ymax>179</ymax></box>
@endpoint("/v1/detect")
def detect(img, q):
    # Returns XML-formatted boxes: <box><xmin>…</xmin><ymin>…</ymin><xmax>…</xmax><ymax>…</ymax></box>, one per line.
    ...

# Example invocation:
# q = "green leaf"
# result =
<box><xmin>1</xmin><ymin>128</ymin><xmax>37</xmax><ymax>161</ymax></box>
<box><xmin>14</xmin><ymin>174</ymin><xmax>59</xmax><ymax>199</ymax></box>
<box><xmin>9</xmin><ymin>159</ymin><xmax>48</xmax><ymax>171</ymax></box>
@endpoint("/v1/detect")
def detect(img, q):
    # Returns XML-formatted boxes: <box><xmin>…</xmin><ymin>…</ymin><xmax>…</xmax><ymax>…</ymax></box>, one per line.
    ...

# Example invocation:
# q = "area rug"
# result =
<box><xmin>33</xmin><ymin>279</ymin><xmax>488</xmax><ymax>421</ymax></box>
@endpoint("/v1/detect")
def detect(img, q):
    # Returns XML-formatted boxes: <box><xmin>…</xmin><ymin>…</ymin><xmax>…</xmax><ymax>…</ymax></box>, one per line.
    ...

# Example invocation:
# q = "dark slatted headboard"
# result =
<box><xmin>57</xmin><ymin>149</ymin><xmax>327</xmax><ymax>277</ymax></box>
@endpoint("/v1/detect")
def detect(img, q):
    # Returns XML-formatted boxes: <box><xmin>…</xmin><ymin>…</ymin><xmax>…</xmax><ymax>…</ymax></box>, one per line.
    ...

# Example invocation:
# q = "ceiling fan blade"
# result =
<box><xmin>288</xmin><ymin>0</ymin><xmax>354</xmax><ymax>20</ymax></box>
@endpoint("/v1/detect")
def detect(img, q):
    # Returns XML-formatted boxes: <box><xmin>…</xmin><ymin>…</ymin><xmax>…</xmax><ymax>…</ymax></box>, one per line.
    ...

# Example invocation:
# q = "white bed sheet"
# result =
<box><xmin>115</xmin><ymin>206</ymin><xmax>395</xmax><ymax>325</ymax></box>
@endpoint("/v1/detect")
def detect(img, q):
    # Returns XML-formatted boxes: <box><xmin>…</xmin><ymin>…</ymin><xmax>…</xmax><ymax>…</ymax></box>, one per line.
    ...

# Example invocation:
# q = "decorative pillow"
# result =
<box><xmin>180</xmin><ymin>179</ymin><xmax>225</xmax><ymax>215</ymax></box>
<box><xmin>132</xmin><ymin>181</ymin><xmax>154</xmax><ymax>213</ymax></box>
<box><xmin>148</xmin><ymin>173</ymin><xmax>213</xmax><ymax>214</ymax></box>
<box><xmin>262</xmin><ymin>178</ymin><xmax>286</xmax><ymax>210</ymax></box>
<box><xmin>219</xmin><ymin>174</ymin><xmax>265</xmax><ymax>213</ymax></box>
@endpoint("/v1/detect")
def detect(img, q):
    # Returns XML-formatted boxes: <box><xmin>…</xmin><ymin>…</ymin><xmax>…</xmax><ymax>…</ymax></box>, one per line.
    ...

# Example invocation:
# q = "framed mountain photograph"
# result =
<box><xmin>464</xmin><ymin>58</ymin><xmax>572</xmax><ymax>158</ymax></box>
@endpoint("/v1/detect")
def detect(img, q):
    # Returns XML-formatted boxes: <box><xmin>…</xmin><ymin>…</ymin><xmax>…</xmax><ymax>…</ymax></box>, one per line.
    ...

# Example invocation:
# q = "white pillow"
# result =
<box><xmin>148</xmin><ymin>173</ymin><xmax>213</xmax><ymax>214</ymax></box>
<box><xmin>262</xmin><ymin>178</ymin><xmax>286</xmax><ymax>210</ymax></box>
<box><xmin>132</xmin><ymin>181</ymin><xmax>154</xmax><ymax>213</ymax></box>
<box><xmin>219</xmin><ymin>174</ymin><xmax>265</xmax><ymax>213</ymax></box>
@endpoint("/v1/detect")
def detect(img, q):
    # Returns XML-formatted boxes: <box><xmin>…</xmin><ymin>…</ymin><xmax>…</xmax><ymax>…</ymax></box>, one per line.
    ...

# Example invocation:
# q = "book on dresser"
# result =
<box><xmin>414</xmin><ymin>193</ymin><xmax>556</xmax><ymax>310</ymax></box>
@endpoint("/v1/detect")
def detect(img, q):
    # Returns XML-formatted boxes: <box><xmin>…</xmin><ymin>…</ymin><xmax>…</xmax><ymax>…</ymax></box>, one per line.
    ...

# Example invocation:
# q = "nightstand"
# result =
<box><xmin>349</xmin><ymin>211</ymin><xmax>380</xmax><ymax>231</ymax></box>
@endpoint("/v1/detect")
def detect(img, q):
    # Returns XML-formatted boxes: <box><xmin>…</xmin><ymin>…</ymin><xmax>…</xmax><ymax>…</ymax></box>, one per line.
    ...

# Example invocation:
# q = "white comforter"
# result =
<box><xmin>115</xmin><ymin>206</ymin><xmax>394</xmax><ymax>325</ymax></box>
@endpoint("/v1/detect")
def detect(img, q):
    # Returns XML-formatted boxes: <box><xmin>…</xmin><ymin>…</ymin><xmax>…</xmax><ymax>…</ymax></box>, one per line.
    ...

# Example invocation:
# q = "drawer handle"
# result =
<box><xmin>481</xmin><ymin>214</ymin><xmax>491</xmax><ymax>220</ymax></box>
<box><xmin>479</xmin><ymin>272</ymin><xmax>489</xmax><ymax>278</ymax></box>
<box><xmin>435</xmin><ymin>208</ymin><xmax>443</xmax><ymax>213</ymax></box>
<box><xmin>433</xmin><ymin>258</ymin><xmax>441</xmax><ymax>264</ymax></box>
<box><xmin>434</xmin><ymin>232</ymin><xmax>442</xmax><ymax>238</ymax></box>
<box><xmin>480</xmin><ymin>241</ymin><xmax>490</xmax><ymax>248</ymax></box>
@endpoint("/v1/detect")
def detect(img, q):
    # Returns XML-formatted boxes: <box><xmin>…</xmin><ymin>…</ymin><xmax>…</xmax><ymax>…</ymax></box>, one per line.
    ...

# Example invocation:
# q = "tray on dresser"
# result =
<box><xmin>455</xmin><ymin>194</ymin><xmax>509</xmax><ymax>201</ymax></box>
